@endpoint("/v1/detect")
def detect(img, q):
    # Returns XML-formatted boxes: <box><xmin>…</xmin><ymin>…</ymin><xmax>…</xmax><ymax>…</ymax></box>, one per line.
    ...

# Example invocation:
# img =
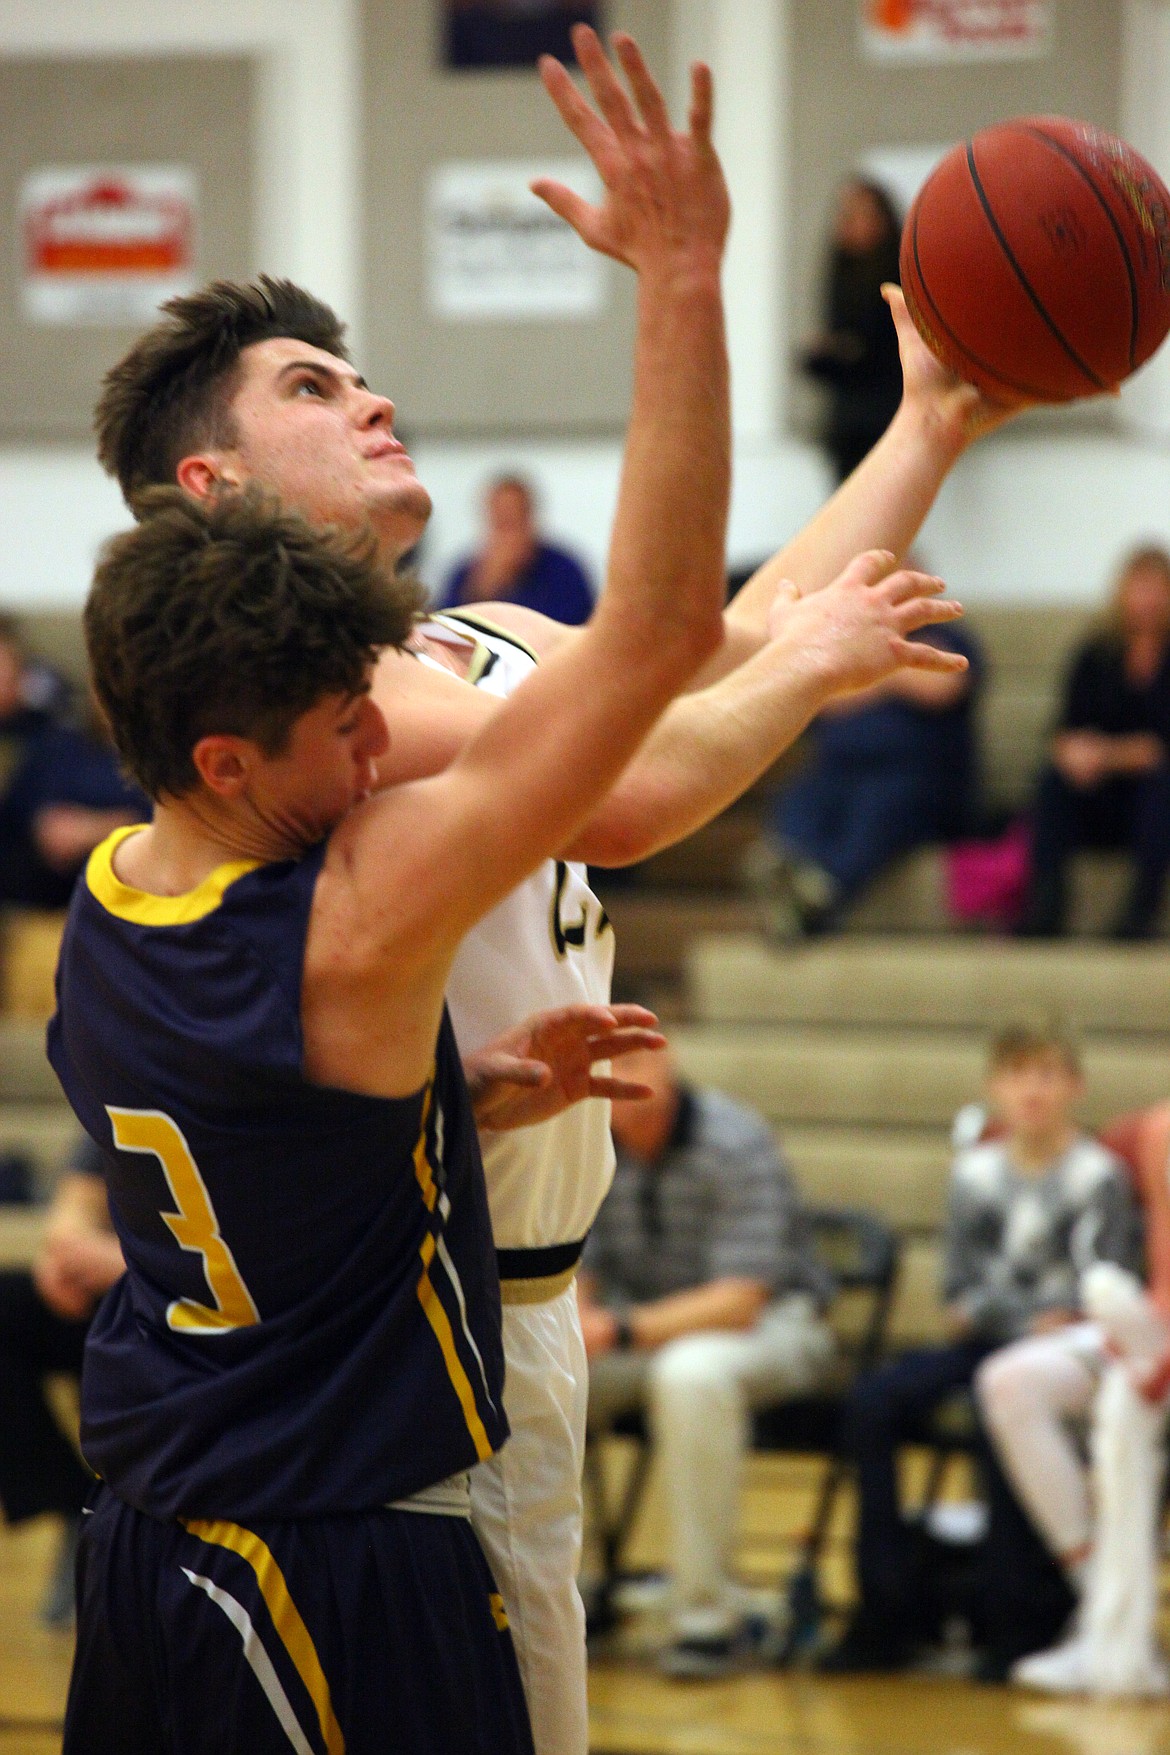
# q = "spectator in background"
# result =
<box><xmin>0</xmin><ymin>701</ymin><xmax>147</xmax><ymax>909</ymax></box>
<box><xmin>980</xmin><ymin>1101</ymin><xmax>1170</xmax><ymax>1697</ymax></box>
<box><xmin>1019</xmin><ymin>545</ymin><xmax>1170</xmax><ymax>940</ymax></box>
<box><xmin>0</xmin><ymin>615</ymin><xmax>54</xmax><ymax>798</ymax></box>
<box><xmin>823</xmin><ymin>1020</ymin><xmax>1141</xmax><ymax>1676</ymax></box>
<box><xmin>802</xmin><ymin>178</ymin><xmax>904</xmax><ymax>484</ymax></box>
<box><xmin>580</xmin><ymin>1044</ymin><xmax>834</xmax><ymax>1678</ymax></box>
<box><xmin>0</xmin><ymin>1136</ymin><xmax>122</xmax><ymax>1624</ymax></box>
<box><xmin>745</xmin><ymin>617</ymin><xmax>982</xmax><ymax>936</ymax></box>
<box><xmin>436</xmin><ymin>474</ymin><xmax>595</xmax><ymax>625</ymax></box>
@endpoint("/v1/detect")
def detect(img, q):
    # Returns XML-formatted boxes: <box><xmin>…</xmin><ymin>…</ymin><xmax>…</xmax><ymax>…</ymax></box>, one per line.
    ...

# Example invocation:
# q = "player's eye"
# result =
<box><xmin>294</xmin><ymin>376</ymin><xmax>325</xmax><ymax>397</ymax></box>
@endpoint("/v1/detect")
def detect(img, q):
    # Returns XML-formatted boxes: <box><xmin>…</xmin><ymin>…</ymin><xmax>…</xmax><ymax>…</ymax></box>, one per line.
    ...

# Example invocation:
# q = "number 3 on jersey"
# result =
<box><xmin>107</xmin><ymin>1107</ymin><xmax>260</xmax><ymax>1334</ymax></box>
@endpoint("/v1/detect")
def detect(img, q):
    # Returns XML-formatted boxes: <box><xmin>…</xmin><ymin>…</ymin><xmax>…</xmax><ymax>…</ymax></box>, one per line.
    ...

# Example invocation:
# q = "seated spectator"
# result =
<box><xmin>745</xmin><ymin>616</ymin><xmax>982</xmax><ymax>935</ymax></box>
<box><xmin>435</xmin><ymin>474</ymin><xmax>595</xmax><ymax>625</ymax></box>
<box><xmin>980</xmin><ymin>1101</ymin><xmax>1170</xmax><ymax>1697</ymax></box>
<box><xmin>824</xmin><ymin>1019</ymin><xmax>1141</xmax><ymax>1675</ymax></box>
<box><xmin>0</xmin><ymin>705</ymin><xmax>147</xmax><ymax>909</ymax></box>
<box><xmin>0</xmin><ymin>1136</ymin><xmax>123</xmax><ymax>1624</ymax></box>
<box><xmin>0</xmin><ymin>614</ymin><xmax>55</xmax><ymax>797</ymax></box>
<box><xmin>1019</xmin><ymin>545</ymin><xmax>1170</xmax><ymax>939</ymax></box>
<box><xmin>580</xmin><ymin>1045</ymin><xmax>834</xmax><ymax>1678</ymax></box>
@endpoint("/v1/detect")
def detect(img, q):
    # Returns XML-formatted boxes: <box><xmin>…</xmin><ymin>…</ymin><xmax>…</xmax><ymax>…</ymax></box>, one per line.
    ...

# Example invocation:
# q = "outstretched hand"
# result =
<box><xmin>768</xmin><ymin>549</ymin><xmax>968</xmax><ymax>699</ymax></box>
<box><xmin>465</xmin><ymin>1003</ymin><xmax>665</xmax><ymax>1132</ymax></box>
<box><xmin>885</xmin><ymin>284</ymin><xmax>1025</xmax><ymax>451</ymax></box>
<box><xmin>532</xmin><ymin>26</ymin><xmax>729</xmax><ymax>276</ymax></box>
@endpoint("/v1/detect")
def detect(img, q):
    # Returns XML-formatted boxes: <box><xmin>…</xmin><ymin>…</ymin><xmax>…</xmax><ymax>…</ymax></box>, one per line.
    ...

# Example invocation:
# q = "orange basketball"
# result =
<box><xmin>900</xmin><ymin>117</ymin><xmax>1170</xmax><ymax>404</ymax></box>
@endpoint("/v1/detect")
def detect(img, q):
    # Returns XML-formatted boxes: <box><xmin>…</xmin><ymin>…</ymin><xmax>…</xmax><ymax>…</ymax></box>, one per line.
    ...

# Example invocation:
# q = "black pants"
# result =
<box><xmin>845</xmin><ymin>1343</ymin><xmax>1074</xmax><ymax>1659</ymax></box>
<box><xmin>1024</xmin><ymin>761</ymin><xmax>1170</xmax><ymax>933</ymax></box>
<box><xmin>0</xmin><ymin>1270</ymin><xmax>91</xmax><ymax>1524</ymax></box>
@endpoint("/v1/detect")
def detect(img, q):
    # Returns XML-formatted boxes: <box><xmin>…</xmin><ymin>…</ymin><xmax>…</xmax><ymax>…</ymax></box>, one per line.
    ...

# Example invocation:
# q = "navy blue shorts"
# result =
<box><xmin>64</xmin><ymin>1485</ymin><xmax>534</xmax><ymax>1755</ymax></box>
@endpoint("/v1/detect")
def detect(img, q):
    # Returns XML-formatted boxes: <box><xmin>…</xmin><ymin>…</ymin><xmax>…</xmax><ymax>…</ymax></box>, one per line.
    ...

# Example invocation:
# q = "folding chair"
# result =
<box><xmin>581</xmin><ymin>1206</ymin><xmax>900</xmax><ymax>1650</ymax></box>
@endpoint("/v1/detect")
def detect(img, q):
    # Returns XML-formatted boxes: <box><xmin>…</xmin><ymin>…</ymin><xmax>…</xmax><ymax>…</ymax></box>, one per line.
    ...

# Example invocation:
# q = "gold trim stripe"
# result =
<box><xmin>438</xmin><ymin>607</ymin><xmax>540</xmax><ymax>665</ymax></box>
<box><xmin>417</xmin><ymin>1232</ymin><xmax>493</xmax><ymax>1461</ymax></box>
<box><xmin>86</xmin><ymin>825</ymin><xmax>261</xmax><ymax>927</ymax></box>
<box><xmin>183</xmin><ymin>1518</ymin><xmax>345</xmax><ymax>1755</ymax></box>
<box><xmin>499</xmin><ymin>1264</ymin><xmax>579</xmax><ymax>1306</ymax></box>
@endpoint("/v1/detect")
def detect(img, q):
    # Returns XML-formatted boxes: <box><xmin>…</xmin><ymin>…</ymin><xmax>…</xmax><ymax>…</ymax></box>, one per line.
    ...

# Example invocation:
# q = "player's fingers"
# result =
<box><xmin>605</xmin><ymin>1003</ymin><xmax>660</xmax><ymax>1030</ymax></box>
<box><xmin>889</xmin><ymin>637</ymin><xmax>969</xmax><ymax>671</ymax></box>
<box><xmin>587</xmin><ymin>1028</ymin><xmax>667</xmax><ymax>1061</ymax></box>
<box><xmin>835</xmin><ymin>548</ymin><xmax>898</xmax><ymax>592</ymax></box>
<box><xmin>537</xmin><ymin>52</ymin><xmax>613</xmax><ymax>159</ymax></box>
<box><xmin>572</xmin><ymin>23</ymin><xmax>642</xmax><ymax>139</ymax></box>
<box><xmin>587</xmin><ymin>1076</ymin><xmax>655</xmax><ymax>1101</ymax></box>
<box><xmin>892</xmin><ymin>596</ymin><xmax>963</xmax><ymax>632</ymax></box>
<box><xmin>878</xmin><ymin>569</ymin><xmax>945</xmax><ymax>605</ymax></box>
<box><xmin>689</xmin><ymin>60</ymin><xmax>714</xmax><ymax>144</ymax></box>
<box><xmin>530</xmin><ymin>179</ymin><xmax>601</xmax><ymax>242</ymax></box>
<box><xmin>613</xmin><ymin>33</ymin><xmax>672</xmax><ymax>137</ymax></box>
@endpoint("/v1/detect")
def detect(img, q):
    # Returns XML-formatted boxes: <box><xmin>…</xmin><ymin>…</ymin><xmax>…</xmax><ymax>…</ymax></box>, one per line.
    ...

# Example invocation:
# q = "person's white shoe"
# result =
<box><xmin>1011</xmin><ymin>1638</ymin><xmax>1092</xmax><ymax>1694</ymax></box>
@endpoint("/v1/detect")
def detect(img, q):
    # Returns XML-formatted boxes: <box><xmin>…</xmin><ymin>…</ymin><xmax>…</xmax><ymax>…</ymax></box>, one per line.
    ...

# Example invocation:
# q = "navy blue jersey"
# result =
<box><xmin>47</xmin><ymin>826</ymin><xmax>507</xmax><ymax>1523</ymax></box>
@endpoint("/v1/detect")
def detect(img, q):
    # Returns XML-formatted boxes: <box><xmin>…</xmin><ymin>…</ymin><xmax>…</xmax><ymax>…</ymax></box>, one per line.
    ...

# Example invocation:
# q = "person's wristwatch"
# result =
<box><xmin>613</xmin><ymin>1312</ymin><xmax>635</xmax><ymax>1351</ymax></box>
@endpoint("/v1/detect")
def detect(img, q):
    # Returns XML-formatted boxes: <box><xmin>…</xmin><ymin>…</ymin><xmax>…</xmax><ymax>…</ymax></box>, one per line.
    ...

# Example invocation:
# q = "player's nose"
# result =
<box><xmin>360</xmin><ymin>388</ymin><xmax>396</xmax><ymax>428</ymax></box>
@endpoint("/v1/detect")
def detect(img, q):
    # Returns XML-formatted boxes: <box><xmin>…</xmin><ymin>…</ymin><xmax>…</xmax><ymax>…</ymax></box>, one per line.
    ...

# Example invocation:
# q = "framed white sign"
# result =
<box><xmin>860</xmin><ymin>0</ymin><xmax>1052</xmax><ymax>64</ymax></box>
<box><xmin>21</xmin><ymin>165</ymin><xmax>197</xmax><ymax>326</ymax></box>
<box><xmin>428</xmin><ymin>159</ymin><xmax>606</xmax><ymax>322</ymax></box>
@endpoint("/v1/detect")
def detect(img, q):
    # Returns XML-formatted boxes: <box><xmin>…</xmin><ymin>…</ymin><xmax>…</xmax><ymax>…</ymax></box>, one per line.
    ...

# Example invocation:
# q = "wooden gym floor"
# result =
<box><xmin>2</xmin><ymin>1450</ymin><xmax>1169</xmax><ymax>1755</ymax></box>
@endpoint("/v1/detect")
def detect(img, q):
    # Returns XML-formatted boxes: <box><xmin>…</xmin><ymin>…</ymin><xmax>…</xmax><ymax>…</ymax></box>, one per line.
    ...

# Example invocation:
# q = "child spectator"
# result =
<box><xmin>981</xmin><ymin>1101</ymin><xmax>1170</xmax><ymax>1696</ymax></box>
<box><xmin>824</xmin><ymin>1019</ymin><xmax>1141</xmax><ymax>1674</ymax></box>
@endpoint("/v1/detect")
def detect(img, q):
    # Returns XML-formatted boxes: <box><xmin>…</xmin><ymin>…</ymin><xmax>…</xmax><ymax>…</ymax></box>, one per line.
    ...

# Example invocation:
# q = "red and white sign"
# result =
<box><xmin>861</xmin><ymin>0</ymin><xmax>1051</xmax><ymax>62</ymax></box>
<box><xmin>20</xmin><ymin>166</ymin><xmax>197</xmax><ymax>326</ymax></box>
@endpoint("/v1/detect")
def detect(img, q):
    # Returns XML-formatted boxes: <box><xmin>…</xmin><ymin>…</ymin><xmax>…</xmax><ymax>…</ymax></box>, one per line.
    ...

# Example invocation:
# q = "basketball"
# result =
<box><xmin>900</xmin><ymin>117</ymin><xmax>1170</xmax><ymax>404</ymax></box>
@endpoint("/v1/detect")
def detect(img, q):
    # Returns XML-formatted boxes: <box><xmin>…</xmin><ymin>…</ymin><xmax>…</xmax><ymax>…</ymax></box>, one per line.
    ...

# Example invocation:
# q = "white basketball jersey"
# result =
<box><xmin>418</xmin><ymin>612</ymin><xmax>617</xmax><ymax>1248</ymax></box>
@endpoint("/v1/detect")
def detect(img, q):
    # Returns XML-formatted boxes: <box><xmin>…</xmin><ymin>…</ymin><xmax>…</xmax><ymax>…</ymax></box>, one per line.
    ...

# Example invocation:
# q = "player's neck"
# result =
<box><xmin>113</xmin><ymin>797</ymin><xmax>295</xmax><ymax>896</ymax></box>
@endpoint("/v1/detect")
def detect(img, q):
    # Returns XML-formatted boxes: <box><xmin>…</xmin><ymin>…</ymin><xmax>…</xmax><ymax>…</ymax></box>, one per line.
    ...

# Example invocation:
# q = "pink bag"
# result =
<box><xmin>945</xmin><ymin>818</ymin><xmax>1032</xmax><ymax>928</ymax></box>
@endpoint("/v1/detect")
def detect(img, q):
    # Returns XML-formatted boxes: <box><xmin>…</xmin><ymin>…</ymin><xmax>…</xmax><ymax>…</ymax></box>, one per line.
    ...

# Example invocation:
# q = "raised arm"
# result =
<box><xmin>308</xmin><ymin>30</ymin><xmax>730</xmax><ymax>1089</ymax></box>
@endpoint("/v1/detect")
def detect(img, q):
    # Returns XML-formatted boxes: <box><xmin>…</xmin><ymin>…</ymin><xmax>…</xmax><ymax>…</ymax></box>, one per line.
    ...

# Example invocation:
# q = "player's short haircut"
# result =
<box><xmin>86</xmin><ymin>486</ymin><xmax>423</xmax><ymax>801</ymax></box>
<box><xmin>95</xmin><ymin>276</ymin><xmax>349</xmax><ymax>506</ymax></box>
<box><xmin>988</xmin><ymin>1015</ymin><xmax>1082</xmax><ymax>1076</ymax></box>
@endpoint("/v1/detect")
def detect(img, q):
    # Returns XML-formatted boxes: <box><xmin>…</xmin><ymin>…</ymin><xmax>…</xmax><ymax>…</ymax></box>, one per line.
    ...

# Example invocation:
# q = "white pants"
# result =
<box><xmin>587</xmin><ymin>1297</ymin><xmax>834</xmax><ymax>1640</ymax></box>
<box><xmin>975</xmin><ymin>1321</ymin><xmax>1105</xmax><ymax>1561</ymax></box>
<box><xmin>976</xmin><ymin>1276</ymin><xmax>1170</xmax><ymax>1697</ymax></box>
<box><xmin>470</xmin><ymin>1284</ymin><xmax>590</xmax><ymax>1755</ymax></box>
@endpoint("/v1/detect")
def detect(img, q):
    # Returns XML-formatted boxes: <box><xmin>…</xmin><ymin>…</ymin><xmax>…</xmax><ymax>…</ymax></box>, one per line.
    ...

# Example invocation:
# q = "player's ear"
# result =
<box><xmin>176</xmin><ymin>452</ymin><xmax>240</xmax><ymax>502</ymax></box>
<box><xmin>191</xmin><ymin>734</ymin><xmax>252</xmax><ymax>798</ymax></box>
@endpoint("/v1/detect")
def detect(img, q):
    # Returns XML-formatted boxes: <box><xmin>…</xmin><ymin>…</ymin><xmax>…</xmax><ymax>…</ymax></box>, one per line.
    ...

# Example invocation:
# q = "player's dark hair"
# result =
<box><xmin>95</xmin><ymin>276</ymin><xmax>349</xmax><ymax>506</ymax></box>
<box><xmin>85</xmin><ymin>486</ymin><xmax>423</xmax><ymax>800</ymax></box>
<box><xmin>989</xmin><ymin>1015</ymin><xmax>1082</xmax><ymax>1076</ymax></box>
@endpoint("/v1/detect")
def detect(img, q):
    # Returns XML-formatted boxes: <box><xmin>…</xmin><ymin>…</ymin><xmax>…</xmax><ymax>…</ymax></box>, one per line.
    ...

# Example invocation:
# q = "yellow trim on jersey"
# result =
<box><xmin>86</xmin><ymin>824</ymin><xmax>262</xmax><ymax>927</ymax></box>
<box><xmin>182</xmin><ymin>1518</ymin><xmax>345</xmax><ymax>1755</ymax></box>
<box><xmin>499</xmin><ymin>1263</ymin><xmax>578</xmax><ymax>1306</ymax></box>
<box><xmin>437</xmin><ymin>607</ymin><xmax>540</xmax><ymax>665</ymax></box>
<box><xmin>417</xmin><ymin>1230</ymin><xmax>493</xmax><ymax>1461</ymax></box>
<box><xmin>489</xmin><ymin>1591</ymin><xmax>510</xmax><ymax>1632</ymax></box>
<box><xmin>411</xmin><ymin>1083</ymin><xmax>438</xmax><ymax>1212</ymax></box>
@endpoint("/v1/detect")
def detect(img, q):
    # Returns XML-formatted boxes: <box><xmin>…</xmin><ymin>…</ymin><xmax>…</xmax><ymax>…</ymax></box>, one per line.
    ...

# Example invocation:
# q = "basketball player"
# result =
<box><xmin>51</xmin><ymin>34</ymin><xmax>739</xmax><ymax>1753</ymax></box>
<box><xmin>90</xmin><ymin>26</ymin><xmax>1002</xmax><ymax>1746</ymax></box>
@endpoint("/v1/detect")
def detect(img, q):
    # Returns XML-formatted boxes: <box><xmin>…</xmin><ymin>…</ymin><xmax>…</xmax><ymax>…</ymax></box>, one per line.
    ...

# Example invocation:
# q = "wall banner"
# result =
<box><xmin>860</xmin><ymin>0</ymin><xmax>1052</xmax><ymax>63</ymax></box>
<box><xmin>20</xmin><ymin>165</ymin><xmax>197</xmax><ymax>326</ymax></box>
<box><xmin>428</xmin><ymin>159</ymin><xmax>605</xmax><ymax>322</ymax></box>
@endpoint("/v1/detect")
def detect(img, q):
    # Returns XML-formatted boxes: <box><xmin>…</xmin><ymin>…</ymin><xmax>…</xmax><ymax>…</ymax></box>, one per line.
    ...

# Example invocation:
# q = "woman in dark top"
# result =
<box><xmin>1020</xmin><ymin>546</ymin><xmax>1170</xmax><ymax>938</ymax></box>
<box><xmin>802</xmin><ymin>179</ymin><xmax>904</xmax><ymax>483</ymax></box>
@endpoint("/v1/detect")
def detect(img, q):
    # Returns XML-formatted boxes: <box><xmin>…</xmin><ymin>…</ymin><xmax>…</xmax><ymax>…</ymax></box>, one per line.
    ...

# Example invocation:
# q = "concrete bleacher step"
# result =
<box><xmin>0</xmin><ymin>1021</ymin><xmax>64</xmax><ymax>1103</ymax></box>
<box><xmin>780</xmin><ymin>1123</ymin><xmax>951</xmax><ymax>1232</ymax></box>
<box><xmin>667</xmin><ymin>1022</ymin><xmax>1169</xmax><ymax>1130</ymax></box>
<box><xmin>686</xmin><ymin>934</ymin><xmax>1170</xmax><ymax>1034</ymax></box>
<box><xmin>601</xmin><ymin>890</ymin><xmax>760</xmax><ymax>982</ymax></box>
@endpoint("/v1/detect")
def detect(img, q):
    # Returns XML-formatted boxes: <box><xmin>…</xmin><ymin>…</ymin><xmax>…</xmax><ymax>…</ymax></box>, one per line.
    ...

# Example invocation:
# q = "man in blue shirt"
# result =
<box><xmin>438</xmin><ymin>476</ymin><xmax>594</xmax><ymax>625</ymax></box>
